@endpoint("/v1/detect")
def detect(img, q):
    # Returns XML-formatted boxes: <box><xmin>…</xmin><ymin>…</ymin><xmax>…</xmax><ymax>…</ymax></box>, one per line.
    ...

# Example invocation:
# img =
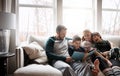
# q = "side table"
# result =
<box><xmin>0</xmin><ymin>52</ymin><xmax>15</xmax><ymax>76</ymax></box>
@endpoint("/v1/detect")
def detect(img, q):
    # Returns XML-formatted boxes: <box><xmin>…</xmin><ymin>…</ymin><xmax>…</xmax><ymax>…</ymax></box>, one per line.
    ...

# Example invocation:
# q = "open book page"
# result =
<box><xmin>72</xmin><ymin>52</ymin><xmax>84</xmax><ymax>61</ymax></box>
<box><xmin>72</xmin><ymin>51</ymin><xmax>95</xmax><ymax>61</ymax></box>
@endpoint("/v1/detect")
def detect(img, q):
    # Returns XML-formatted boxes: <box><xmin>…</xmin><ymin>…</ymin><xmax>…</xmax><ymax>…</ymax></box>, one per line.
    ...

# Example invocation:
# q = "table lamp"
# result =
<box><xmin>0</xmin><ymin>12</ymin><xmax>15</xmax><ymax>54</ymax></box>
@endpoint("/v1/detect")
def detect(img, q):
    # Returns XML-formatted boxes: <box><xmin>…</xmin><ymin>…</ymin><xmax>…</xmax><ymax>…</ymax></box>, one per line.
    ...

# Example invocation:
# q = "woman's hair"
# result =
<box><xmin>82</xmin><ymin>29</ymin><xmax>91</xmax><ymax>41</ymax></box>
<box><xmin>56</xmin><ymin>25</ymin><xmax>67</xmax><ymax>33</ymax></box>
<box><xmin>73</xmin><ymin>35</ymin><xmax>81</xmax><ymax>42</ymax></box>
<box><xmin>91</xmin><ymin>32</ymin><xmax>102</xmax><ymax>39</ymax></box>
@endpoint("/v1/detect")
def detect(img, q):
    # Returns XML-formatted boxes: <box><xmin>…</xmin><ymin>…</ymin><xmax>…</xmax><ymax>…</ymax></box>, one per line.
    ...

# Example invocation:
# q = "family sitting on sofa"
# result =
<box><xmin>45</xmin><ymin>25</ymin><xmax>120</xmax><ymax>76</ymax></box>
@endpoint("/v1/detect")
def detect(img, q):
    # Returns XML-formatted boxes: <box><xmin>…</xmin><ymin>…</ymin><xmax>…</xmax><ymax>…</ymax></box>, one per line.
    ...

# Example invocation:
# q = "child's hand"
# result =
<box><xmin>91</xmin><ymin>48</ymin><xmax>97</xmax><ymax>51</ymax></box>
<box><xmin>102</xmin><ymin>51</ymin><xmax>109</xmax><ymax>58</ymax></box>
<box><xmin>66</xmin><ymin>56</ymin><xmax>73</xmax><ymax>62</ymax></box>
<box><xmin>82</xmin><ymin>53</ymin><xmax>88</xmax><ymax>62</ymax></box>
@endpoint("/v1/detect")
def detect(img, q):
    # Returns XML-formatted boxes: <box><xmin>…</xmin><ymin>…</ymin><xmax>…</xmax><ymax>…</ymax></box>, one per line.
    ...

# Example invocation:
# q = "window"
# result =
<box><xmin>63</xmin><ymin>0</ymin><xmax>94</xmax><ymax>37</ymax></box>
<box><xmin>17</xmin><ymin>0</ymin><xmax>120</xmax><ymax>44</ymax></box>
<box><xmin>17</xmin><ymin>0</ymin><xmax>55</xmax><ymax>43</ymax></box>
<box><xmin>102</xmin><ymin>0</ymin><xmax>120</xmax><ymax>35</ymax></box>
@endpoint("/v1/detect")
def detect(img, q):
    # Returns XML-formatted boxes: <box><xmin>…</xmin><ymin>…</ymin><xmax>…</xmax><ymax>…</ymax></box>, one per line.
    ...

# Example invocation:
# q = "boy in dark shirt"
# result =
<box><xmin>69</xmin><ymin>35</ymin><xmax>97</xmax><ymax>76</ymax></box>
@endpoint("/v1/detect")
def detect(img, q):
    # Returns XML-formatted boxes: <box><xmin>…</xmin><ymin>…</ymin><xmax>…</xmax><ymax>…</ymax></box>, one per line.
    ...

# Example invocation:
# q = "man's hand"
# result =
<box><xmin>66</xmin><ymin>57</ymin><xmax>72</xmax><ymax>62</ymax></box>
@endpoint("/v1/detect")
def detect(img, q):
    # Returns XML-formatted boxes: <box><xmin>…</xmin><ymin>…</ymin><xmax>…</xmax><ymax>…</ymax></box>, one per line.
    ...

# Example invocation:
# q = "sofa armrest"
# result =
<box><xmin>16</xmin><ymin>47</ymin><xmax>24</xmax><ymax>69</ymax></box>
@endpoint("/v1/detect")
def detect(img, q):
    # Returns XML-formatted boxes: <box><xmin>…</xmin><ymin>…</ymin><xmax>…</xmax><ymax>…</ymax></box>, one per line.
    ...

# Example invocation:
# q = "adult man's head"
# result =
<box><xmin>56</xmin><ymin>25</ymin><xmax>67</xmax><ymax>40</ymax></box>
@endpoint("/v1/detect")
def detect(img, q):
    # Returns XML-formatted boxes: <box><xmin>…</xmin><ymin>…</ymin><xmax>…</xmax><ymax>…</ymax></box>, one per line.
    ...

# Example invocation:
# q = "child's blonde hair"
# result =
<box><xmin>81</xmin><ymin>41</ymin><xmax>91</xmax><ymax>48</ymax></box>
<box><xmin>82</xmin><ymin>29</ymin><xmax>91</xmax><ymax>41</ymax></box>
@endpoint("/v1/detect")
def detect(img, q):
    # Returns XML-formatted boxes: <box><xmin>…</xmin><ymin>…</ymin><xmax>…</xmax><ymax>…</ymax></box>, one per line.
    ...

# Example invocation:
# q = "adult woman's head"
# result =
<box><xmin>56</xmin><ymin>25</ymin><xmax>67</xmax><ymax>40</ymax></box>
<box><xmin>82</xmin><ymin>29</ymin><xmax>92</xmax><ymax>42</ymax></box>
<box><xmin>92</xmin><ymin>32</ymin><xmax>102</xmax><ymax>43</ymax></box>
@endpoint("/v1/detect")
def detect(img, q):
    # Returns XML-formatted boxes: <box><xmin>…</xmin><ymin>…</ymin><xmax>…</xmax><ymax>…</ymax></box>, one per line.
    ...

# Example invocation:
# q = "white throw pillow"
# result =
<box><xmin>27</xmin><ymin>35</ymin><xmax>48</xmax><ymax>49</ymax></box>
<box><xmin>23</xmin><ymin>42</ymin><xmax>48</xmax><ymax>63</ymax></box>
<box><xmin>34</xmin><ymin>50</ymin><xmax>48</xmax><ymax>64</ymax></box>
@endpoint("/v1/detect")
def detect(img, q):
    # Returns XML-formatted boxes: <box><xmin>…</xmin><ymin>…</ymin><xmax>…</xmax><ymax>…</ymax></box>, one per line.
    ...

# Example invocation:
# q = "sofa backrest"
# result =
<box><xmin>103</xmin><ymin>36</ymin><xmax>120</xmax><ymax>48</ymax></box>
<box><xmin>27</xmin><ymin>35</ymin><xmax>49</xmax><ymax>50</ymax></box>
<box><xmin>27</xmin><ymin>35</ymin><xmax>120</xmax><ymax>49</ymax></box>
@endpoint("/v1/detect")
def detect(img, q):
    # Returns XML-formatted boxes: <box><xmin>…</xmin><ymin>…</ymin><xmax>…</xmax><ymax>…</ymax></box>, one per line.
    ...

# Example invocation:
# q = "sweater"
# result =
<box><xmin>45</xmin><ymin>36</ymin><xmax>71</xmax><ymax>63</ymax></box>
<box><xmin>93</xmin><ymin>40</ymin><xmax>111</xmax><ymax>52</ymax></box>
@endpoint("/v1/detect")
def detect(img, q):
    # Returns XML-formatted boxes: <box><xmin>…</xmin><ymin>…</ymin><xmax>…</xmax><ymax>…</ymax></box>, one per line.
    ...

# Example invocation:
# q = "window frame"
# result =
<box><xmin>16</xmin><ymin>0</ymin><xmax>57</xmax><ymax>44</ymax></box>
<box><xmin>16</xmin><ymin>0</ymin><xmax>120</xmax><ymax>44</ymax></box>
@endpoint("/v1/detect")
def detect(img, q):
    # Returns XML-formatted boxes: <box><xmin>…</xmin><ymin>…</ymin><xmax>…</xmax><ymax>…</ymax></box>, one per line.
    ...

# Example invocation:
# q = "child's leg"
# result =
<box><xmin>92</xmin><ymin>59</ymin><xmax>100</xmax><ymax>76</ymax></box>
<box><xmin>96</xmin><ymin>56</ymin><xmax>109</xmax><ymax>71</ymax></box>
<box><xmin>94</xmin><ymin>50</ymin><xmax>112</xmax><ymax>67</ymax></box>
<box><xmin>96</xmin><ymin>57</ymin><xmax>115</xmax><ymax>76</ymax></box>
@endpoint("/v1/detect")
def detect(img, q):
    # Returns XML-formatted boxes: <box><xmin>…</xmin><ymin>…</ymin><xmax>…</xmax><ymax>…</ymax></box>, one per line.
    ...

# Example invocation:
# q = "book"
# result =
<box><xmin>72</xmin><ymin>51</ymin><xmax>95</xmax><ymax>61</ymax></box>
<box><xmin>72</xmin><ymin>51</ymin><xmax>85</xmax><ymax>61</ymax></box>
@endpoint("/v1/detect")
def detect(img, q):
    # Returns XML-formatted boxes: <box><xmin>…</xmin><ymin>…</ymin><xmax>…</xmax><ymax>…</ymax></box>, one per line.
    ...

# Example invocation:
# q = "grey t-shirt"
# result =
<box><xmin>53</xmin><ymin>38</ymin><xmax>70</xmax><ymax>57</ymax></box>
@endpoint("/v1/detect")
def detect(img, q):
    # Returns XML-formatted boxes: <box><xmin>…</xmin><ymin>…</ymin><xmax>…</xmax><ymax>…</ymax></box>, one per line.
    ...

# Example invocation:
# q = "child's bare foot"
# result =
<box><xmin>94</xmin><ymin>59</ymin><xmax>100</xmax><ymax>71</ymax></box>
<box><xmin>92</xmin><ymin>59</ymin><xmax>100</xmax><ymax>76</ymax></box>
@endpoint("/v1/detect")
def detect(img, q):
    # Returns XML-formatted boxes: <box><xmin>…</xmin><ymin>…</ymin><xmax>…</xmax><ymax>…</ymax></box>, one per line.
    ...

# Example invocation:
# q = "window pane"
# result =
<box><xmin>19</xmin><ymin>0</ymin><xmax>54</xmax><ymax>6</ymax></box>
<box><xmin>63</xmin><ymin>9</ymin><xmax>93</xmax><ymax>37</ymax></box>
<box><xmin>102</xmin><ymin>11</ymin><xmax>120</xmax><ymax>35</ymax></box>
<box><xmin>102</xmin><ymin>0</ymin><xmax>120</xmax><ymax>9</ymax></box>
<box><xmin>63</xmin><ymin>0</ymin><xmax>93</xmax><ymax>37</ymax></box>
<box><xmin>63</xmin><ymin>0</ymin><xmax>92</xmax><ymax>8</ymax></box>
<box><xmin>19</xmin><ymin>7</ymin><xmax>54</xmax><ymax>42</ymax></box>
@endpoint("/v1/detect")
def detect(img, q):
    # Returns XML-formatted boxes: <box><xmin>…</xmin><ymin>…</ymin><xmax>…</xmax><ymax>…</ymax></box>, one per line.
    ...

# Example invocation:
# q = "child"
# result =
<box><xmin>69</xmin><ymin>35</ymin><xmax>113</xmax><ymax>76</ymax></box>
<box><xmin>91</xmin><ymin>32</ymin><xmax>111</xmax><ymax>57</ymax></box>
<box><xmin>82</xmin><ymin>29</ymin><xmax>92</xmax><ymax>42</ymax></box>
<box><xmin>69</xmin><ymin>35</ymin><xmax>94</xmax><ymax>62</ymax></box>
<box><xmin>69</xmin><ymin>35</ymin><xmax>94</xmax><ymax>76</ymax></box>
<box><xmin>81</xmin><ymin>41</ymin><xmax>95</xmax><ymax>62</ymax></box>
<box><xmin>81</xmin><ymin>41</ymin><xmax>120</xmax><ymax>76</ymax></box>
<box><xmin>81</xmin><ymin>40</ymin><xmax>112</xmax><ymax>67</ymax></box>
<box><xmin>92</xmin><ymin>32</ymin><xmax>120</xmax><ymax>70</ymax></box>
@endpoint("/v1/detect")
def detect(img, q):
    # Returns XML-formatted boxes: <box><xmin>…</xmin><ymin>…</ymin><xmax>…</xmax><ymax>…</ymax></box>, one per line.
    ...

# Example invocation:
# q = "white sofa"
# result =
<box><xmin>14</xmin><ymin>35</ymin><xmax>62</xmax><ymax>76</ymax></box>
<box><xmin>14</xmin><ymin>35</ymin><xmax>120</xmax><ymax>76</ymax></box>
<box><xmin>103</xmin><ymin>36</ymin><xmax>120</xmax><ymax>48</ymax></box>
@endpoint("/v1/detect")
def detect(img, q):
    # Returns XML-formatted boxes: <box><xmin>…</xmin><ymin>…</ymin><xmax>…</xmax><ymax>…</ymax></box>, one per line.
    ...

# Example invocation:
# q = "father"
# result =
<box><xmin>45</xmin><ymin>25</ymin><xmax>76</xmax><ymax>76</ymax></box>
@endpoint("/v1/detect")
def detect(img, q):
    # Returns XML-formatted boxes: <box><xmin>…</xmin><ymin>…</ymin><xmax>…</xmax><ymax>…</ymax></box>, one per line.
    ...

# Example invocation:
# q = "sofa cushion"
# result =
<box><xmin>27</xmin><ymin>35</ymin><xmax>48</xmax><ymax>49</ymax></box>
<box><xmin>23</xmin><ymin>42</ymin><xmax>48</xmax><ymax>64</ymax></box>
<box><xmin>103</xmin><ymin>36</ymin><xmax>120</xmax><ymax>47</ymax></box>
<box><xmin>14</xmin><ymin>64</ymin><xmax>62</xmax><ymax>76</ymax></box>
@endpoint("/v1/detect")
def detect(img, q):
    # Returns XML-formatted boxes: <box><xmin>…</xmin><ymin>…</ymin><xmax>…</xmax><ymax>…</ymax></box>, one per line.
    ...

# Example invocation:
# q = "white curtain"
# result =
<box><xmin>0</xmin><ymin>0</ymin><xmax>16</xmax><ymax>13</ymax></box>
